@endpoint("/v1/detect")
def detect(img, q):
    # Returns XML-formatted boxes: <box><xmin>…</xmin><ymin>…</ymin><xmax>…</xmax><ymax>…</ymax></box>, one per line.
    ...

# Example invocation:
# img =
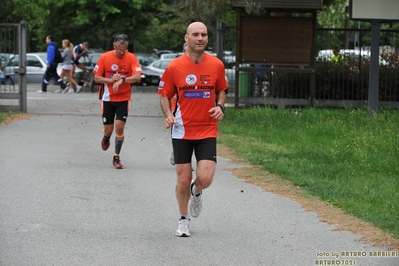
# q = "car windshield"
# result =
<box><xmin>7</xmin><ymin>55</ymin><xmax>19</xmax><ymax>66</ymax></box>
<box><xmin>153</xmin><ymin>60</ymin><xmax>172</xmax><ymax>69</ymax></box>
<box><xmin>136</xmin><ymin>53</ymin><xmax>158</xmax><ymax>66</ymax></box>
<box><xmin>89</xmin><ymin>53</ymin><xmax>103</xmax><ymax>65</ymax></box>
<box><xmin>38</xmin><ymin>54</ymin><xmax>47</xmax><ymax>62</ymax></box>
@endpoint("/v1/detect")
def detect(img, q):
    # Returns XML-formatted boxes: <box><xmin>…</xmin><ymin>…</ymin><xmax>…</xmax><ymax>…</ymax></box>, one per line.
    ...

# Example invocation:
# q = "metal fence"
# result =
<box><xmin>220</xmin><ymin>26</ymin><xmax>399</xmax><ymax>108</ymax></box>
<box><xmin>0</xmin><ymin>22</ymin><xmax>27</xmax><ymax>112</ymax></box>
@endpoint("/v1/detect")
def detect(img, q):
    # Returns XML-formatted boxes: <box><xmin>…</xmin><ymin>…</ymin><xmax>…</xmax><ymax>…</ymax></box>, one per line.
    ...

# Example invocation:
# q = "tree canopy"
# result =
<box><xmin>1</xmin><ymin>0</ymin><xmax>397</xmax><ymax>54</ymax></box>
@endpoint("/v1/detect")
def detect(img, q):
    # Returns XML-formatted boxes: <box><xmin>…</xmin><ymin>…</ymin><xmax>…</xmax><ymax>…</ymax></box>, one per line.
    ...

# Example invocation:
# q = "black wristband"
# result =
<box><xmin>121</xmin><ymin>76</ymin><xmax>126</xmax><ymax>83</ymax></box>
<box><xmin>216</xmin><ymin>103</ymin><xmax>225</xmax><ymax>114</ymax></box>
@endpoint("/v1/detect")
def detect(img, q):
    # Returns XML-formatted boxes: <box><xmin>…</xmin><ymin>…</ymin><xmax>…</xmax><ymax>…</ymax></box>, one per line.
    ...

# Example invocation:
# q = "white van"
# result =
<box><xmin>160</xmin><ymin>53</ymin><xmax>178</xmax><ymax>60</ymax></box>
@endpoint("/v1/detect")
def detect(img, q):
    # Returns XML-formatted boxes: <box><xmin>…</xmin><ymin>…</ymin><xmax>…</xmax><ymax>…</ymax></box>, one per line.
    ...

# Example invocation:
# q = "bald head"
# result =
<box><xmin>186</xmin><ymin>22</ymin><xmax>207</xmax><ymax>35</ymax></box>
<box><xmin>184</xmin><ymin>21</ymin><xmax>208</xmax><ymax>59</ymax></box>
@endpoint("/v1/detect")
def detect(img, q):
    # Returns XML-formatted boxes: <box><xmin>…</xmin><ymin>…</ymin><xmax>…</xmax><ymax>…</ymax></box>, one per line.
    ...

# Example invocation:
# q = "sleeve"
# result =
<box><xmin>93</xmin><ymin>55</ymin><xmax>105</xmax><ymax>77</ymax></box>
<box><xmin>72</xmin><ymin>45</ymin><xmax>79</xmax><ymax>59</ymax></box>
<box><xmin>217</xmin><ymin>61</ymin><xmax>228</xmax><ymax>93</ymax></box>
<box><xmin>62</xmin><ymin>49</ymin><xmax>68</xmax><ymax>59</ymax></box>
<box><xmin>130</xmin><ymin>55</ymin><xmax>143</xmax><ymax>75</ymax></box>
<box><xmin>48</xmin><ymin>46</ymin><xmax>55</xmax><ymax>65</ymax></box>
<box><xmin>157</xmin><ymin>67</ymin><xmax>175</xmax><ymax>99</ymax></box>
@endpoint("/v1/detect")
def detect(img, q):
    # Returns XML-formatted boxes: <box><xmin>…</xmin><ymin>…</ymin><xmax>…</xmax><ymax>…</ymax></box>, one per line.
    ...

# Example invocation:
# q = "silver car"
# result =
<box><xmin>4</xmin><ymin>52</ymin><xmax>86</xmax><ymax>84</ymax></box>
<box><xmin>143</xmin><ymin>59</ymin><xmax>173</xmax><ymax>76</ymax></box>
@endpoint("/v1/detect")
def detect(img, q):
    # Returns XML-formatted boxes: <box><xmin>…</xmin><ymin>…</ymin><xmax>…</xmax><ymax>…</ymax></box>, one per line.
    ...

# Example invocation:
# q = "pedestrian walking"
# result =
<box><xmin>93</xmin><ymin>34</ymin><xmax>142</xmax><ymax>169</ymax></box>
<box><xmin>158</xmin><ymin>22</ymin><xmax>228</xmax><ymax>237</ymax></box>
<box><xmin>60</xmin><ymin>39</ymin><xmax>81</xmax><ymax>93</ymax></box>
<box><xmin>37</xmin><ymin>35</ymin><xmax>67</xmax><ymax>93</ymax></box>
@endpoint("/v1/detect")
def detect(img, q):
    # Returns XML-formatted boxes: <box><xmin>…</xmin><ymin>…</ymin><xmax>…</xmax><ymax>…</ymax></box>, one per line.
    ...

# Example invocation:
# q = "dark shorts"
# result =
<box><xmin>101</xmin><ymin>101</ymin><xmax>129</xmax><ymax>125</ymax></box>
<box><xmin>172</xmin><ymin>138</ymin><xmax>216</xmax><ymax>164</ymax></box>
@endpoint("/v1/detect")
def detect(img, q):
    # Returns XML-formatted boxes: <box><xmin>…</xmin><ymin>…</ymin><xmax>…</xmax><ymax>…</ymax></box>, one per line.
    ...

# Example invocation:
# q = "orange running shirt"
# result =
<box><xmin>93</xmin><ymin>51</ymin><xmax>142</xmax><ymax>102</ymax></box>
<box><xmin>158</xmin><ymin>53</ymin><xmax>228</xmax><ymax>140</ymax></box>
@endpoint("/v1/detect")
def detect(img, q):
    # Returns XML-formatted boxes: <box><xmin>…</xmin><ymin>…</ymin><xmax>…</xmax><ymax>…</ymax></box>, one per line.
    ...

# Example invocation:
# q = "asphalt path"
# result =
<box><xmin>0</xmin><ymin>85</ymin><xmax>398</xmax><ymax>266</ymax></box>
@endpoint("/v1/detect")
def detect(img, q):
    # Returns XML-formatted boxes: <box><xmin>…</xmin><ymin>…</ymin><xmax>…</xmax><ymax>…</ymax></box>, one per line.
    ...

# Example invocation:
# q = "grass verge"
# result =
<box><xmin>218</xmin><ymin>107</ymin><xmax>399</xmax><ymax>239</ymax></box>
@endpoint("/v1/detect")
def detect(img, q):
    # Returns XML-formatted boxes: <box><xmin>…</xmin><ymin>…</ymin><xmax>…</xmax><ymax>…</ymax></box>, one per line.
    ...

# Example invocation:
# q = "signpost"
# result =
<box><xmin>350</xmin><ymin>0</ymin><xmax>399</xmax><ymax>115</ymax></box>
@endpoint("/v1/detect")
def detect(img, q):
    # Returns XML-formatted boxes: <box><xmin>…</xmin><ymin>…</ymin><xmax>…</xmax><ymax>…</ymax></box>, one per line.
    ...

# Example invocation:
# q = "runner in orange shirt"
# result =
<box><xmin>159</xmin><ymin>22</ymin><xmax>228</xmax><ymax>237</ymax></box>
<box><xmin>93</xmin><ymin>34</ymin><xmax>142</xmax><ymax>169</ymax></box>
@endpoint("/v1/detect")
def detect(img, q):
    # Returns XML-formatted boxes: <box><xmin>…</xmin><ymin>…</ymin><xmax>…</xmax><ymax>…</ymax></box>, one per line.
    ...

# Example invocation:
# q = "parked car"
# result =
<box><xmin>316</xmin><ymin>49</ymin><xmax>388</xmax><ymax>65</ymax></box>
<box><xmin>138</xmin><ymin>59</ymin><xmax>173</xmax><ymax>86</ymax></box>
<box><xmin>4</xmin><ymin>52</ymin><xmax>93</xmax><ymax>86</ymax></box>
<box><xmin>0</xmin><ymin>69</ymin><xmax>5</xmax><ymax>84</ymax></box>
<box><xmin>0</xmin><ymin>53</ymin><xmax>13</xmax><ymax>71</ymax></box>
<box><xmin>134</xmin><ymin>53</ymin><xmax>158</xmax><ymax>67</ymax></box>
<box><xmin>143</xmin><ymin>59</ymin><xmax>173</xmax><ymax>76</ymax></box>
<box><xmin>154</xmin><ymin>49</ymin><xmax>175</xmax><ymax>58</ymax></box>
<box><xmin>88</xmin><ymin>53</ymin><xmax>103</xmax><ymax>65</ymax></box>
<box><xmin>160</xmin><ymin>53</ymin><xmax>178</xmax><ymax>60</ymax></box>
<box><xmin>4</xmin><ymin>52</ymin><xmax>50</xmax><ymax>84</ymax></box>
<box><xmin>139</xmin><ymin>67</ymin><xmax>162</xmax><ymax>86</ymax></box>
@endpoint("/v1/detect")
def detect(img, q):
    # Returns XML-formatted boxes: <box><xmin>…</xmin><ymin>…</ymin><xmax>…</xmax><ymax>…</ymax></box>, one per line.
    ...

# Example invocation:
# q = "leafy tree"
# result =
<box><xmin>36</xmin><ymin>0</ymin><xmax>162</xmax><ymax>52</ymax></box>
<box><xmin>146</xmin><ymin>0</ymin><xmax>235</xmax><ymax>53</ymax></box>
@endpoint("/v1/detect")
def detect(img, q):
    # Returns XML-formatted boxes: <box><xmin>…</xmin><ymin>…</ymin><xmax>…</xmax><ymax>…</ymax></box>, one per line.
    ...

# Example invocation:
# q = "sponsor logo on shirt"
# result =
<box><xmin>111</xmin><ymin>64</ymin><xmax>118</xmax><ymax>71</ymax></box>
<box><xmin>184</xmin><ymin>91</ymin><xmax>210</xmax><ymax>98</ymax></box>
<box><xmin>178</xmin><ymin>85</ymin><xmax>215</xmax><ymax>91</ymax></box>
<box><xmin>185</xmin><ymin>74</ymin><xmax>197</xmax><ymax>85</ymax></box>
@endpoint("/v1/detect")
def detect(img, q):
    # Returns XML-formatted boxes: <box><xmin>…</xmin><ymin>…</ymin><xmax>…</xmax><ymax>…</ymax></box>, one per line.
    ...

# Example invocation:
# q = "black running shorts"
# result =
<box><xmin>101</xmin><ymin>101</ymin><xmax>129</xmax><ymax>125</ymax></box>
<box><xmin>172</xmin><ymin>138</ymin><xmax>217</xmax><ymax>164</ymax></box>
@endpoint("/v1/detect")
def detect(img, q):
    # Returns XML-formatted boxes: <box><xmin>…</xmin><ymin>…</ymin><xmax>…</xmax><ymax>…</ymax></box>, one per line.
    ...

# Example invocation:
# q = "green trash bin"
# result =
<box><xmin>239</xmin><ymin>72</ymin><xmax>250</xmax><ymax>97</ymax></box>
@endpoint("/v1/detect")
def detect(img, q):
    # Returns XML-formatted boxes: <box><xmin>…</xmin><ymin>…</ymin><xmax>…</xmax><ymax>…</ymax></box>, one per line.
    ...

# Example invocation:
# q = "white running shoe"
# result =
<box><xmin>169</xmin><ymin>151</ymin><xmax>175</xmax><ymax>165</ymax></box>
<box><xmin>54</xmin><ymin>89</ymin><xmax>62</xmax><ymax>93</ymax></box>
<box><xmin>62</xmin><ymin>87</ymin><xmax>69</xmax><ymax>94</ymax></box>
<box><xmin>36</xmin><ymin>90</ymin><xmax>46</xmax><ymax>93</ymax></box>
<box><xmin>189</xmin><ymin>181</ymin><xmax>202</xmax><ymax>218</ymax></box>
<box><xmin>175</xmin><ymin>218</ymin><xmax>190</xmax><ymax>237</ymax></box>
<box><xmin>76</xmin><ymin>86</ymin><xmax>82</xmax><ymax>93</ymax></box>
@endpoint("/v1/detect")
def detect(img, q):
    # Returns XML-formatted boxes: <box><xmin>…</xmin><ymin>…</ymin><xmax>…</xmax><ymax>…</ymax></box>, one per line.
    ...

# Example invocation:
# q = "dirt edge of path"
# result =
<box><xmin>217</xmin><ymin>144</ymin><xmax>399</xmax><ymax>251</ymax></box>
<box><xmin>2</xmin><ymin>115</ymin><xmax>398</xmax><ymax>250</ymax></box>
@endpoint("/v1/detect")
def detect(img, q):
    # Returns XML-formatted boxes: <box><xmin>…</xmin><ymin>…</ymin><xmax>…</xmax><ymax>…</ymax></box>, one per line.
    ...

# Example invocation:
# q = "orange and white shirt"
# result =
<box><xmin>158</xmin><ymin>53</ymin><xmax>228</xmax><ymax>140</ymax></box>
<box><xmin>93</xmin><ymin>51</ymin><xmax>142</xmax><ymax>102</ymax></box>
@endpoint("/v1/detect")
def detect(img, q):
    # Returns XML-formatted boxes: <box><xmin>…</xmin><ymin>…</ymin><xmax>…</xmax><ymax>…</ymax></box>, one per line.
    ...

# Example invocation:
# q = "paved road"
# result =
<box><xmin>0</xmin><ymin>85</ymin><xmax>398</xmax><ymax>266</ymax></box>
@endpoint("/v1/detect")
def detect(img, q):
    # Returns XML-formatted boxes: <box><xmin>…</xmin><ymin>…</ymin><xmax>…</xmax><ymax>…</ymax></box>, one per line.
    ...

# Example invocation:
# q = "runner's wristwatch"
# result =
<box><xmin>216</xmin><ymin>103</ymin><xmax>225</xmax><ymax>113</ymax></box>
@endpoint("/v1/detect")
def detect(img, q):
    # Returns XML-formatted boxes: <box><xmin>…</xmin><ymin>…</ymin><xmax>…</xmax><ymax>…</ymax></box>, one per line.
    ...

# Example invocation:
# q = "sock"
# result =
<box><xmin>103</xmin><ymin>135</ymin><xmax>110</xmax><ymax>143</ymax></box>
<box><xmin>115</xmin><ymin>134</ymin><xmax>124</xmax><ymax>154</ymax></box>
<box><xmin>181</xmin><ymin>214</ymin><xmax>191</xmax><ymax>220</ymax></box>
<box><xmin>191</xmin><ymin>184</ymin><xmax>201</xmax><ymax>197</ymax></box>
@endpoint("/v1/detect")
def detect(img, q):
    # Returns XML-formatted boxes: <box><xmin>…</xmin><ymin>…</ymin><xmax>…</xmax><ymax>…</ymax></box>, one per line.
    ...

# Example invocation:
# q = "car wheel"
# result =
<box><xmin>5</xmin><ymin>77</ymin><xmax>14</xmax><ymax>85</ymax></box>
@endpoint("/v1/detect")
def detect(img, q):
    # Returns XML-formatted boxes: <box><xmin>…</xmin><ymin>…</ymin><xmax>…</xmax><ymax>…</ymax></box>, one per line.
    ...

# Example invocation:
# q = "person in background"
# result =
<box><xmin>60</xmin><ymin>39</ymin><xmax>82</xmax><ymax>93</ymax></box>
<box><xmin>159</xmin><ymin>22</ymin><xmax>228</xmax><ymax>237</ymax></box>
<box><xmin>93</xmin><ymin>34</ymin><xmax>142</xmax><ymax>169</ymax></box>
<box><xmin>37</xmin><ymin>35</ymin><xmax>67</xmax><ymax>93</ymax></box>
<box><xmin>72</xmin><ymin>41</ymin><xmax>89</xmax><ymax>93</ymax></box>
<box><xmin>331</xmin><ymin>46</ymin><xmax>344</xmax><ymax>64</ymax></box>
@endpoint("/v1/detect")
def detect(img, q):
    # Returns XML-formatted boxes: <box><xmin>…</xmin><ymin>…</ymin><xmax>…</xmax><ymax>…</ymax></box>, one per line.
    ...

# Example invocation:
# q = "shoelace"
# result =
<box><xmin>179</xmin><ymin>219</ymin><xmax>189</xmax><ymax>229</ymax></box>
<box><xmin>193</xmin><ymin>194</ymin><xmax>201</xmax><ymax>204</ymax></box>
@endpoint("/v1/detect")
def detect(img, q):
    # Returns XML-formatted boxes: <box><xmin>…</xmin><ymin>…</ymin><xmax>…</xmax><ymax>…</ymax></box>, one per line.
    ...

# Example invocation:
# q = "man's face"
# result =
<box><xmin>46</xmin><ymin>37</ymin><xmax>50</xmax><ymax>44</ymax></box>
<box><xmin>185</xmin><ymin>24</ymin><xmax>208</xmax><ymax>52</ymax></box>
<box><xmin>114</xmin><ymin>42</ymin><xmax>129</xmax><ymax>58</ymax></box>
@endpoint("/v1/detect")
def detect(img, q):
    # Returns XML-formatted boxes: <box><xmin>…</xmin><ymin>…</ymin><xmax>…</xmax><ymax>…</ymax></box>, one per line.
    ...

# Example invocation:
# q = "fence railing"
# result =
<box><xmin>224</xmin><ymin>28</ymin><xmax>399</xmax><ymax>108</ymax></box>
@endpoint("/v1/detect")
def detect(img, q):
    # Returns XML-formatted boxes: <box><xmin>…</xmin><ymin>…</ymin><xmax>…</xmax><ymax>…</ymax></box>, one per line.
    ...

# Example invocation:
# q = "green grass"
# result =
<box><xmin>0</xmin><ymin>111</ymin><xmax>16</xmax><ymax>124</ymax></box>
<box><xmin>219</xmin><ymin>107</ymin><xmax>399</xmax><ymax>237</ymax></box>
